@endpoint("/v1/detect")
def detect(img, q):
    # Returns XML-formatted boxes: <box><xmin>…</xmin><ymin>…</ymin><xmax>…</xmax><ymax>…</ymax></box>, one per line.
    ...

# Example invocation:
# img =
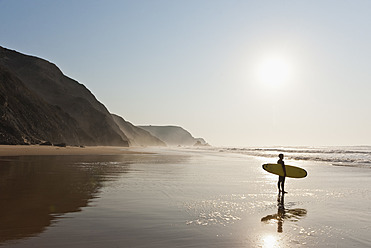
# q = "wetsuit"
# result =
<box><xmin>277</xmin><ymin>158</ymin><xmax>286</xmax><ymax>192</ymax></box>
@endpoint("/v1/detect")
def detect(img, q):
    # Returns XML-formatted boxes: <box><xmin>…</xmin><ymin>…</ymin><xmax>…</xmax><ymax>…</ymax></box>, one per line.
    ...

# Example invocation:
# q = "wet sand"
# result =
<box><xmin>0</xmin><ymin>147</ymin><xmax>370</xmax><ymax>247</ymax></box>
<box><xmin>0</xmin><ymin>145</ymin><xmax>145</xmax><ymax>156</ymax></box>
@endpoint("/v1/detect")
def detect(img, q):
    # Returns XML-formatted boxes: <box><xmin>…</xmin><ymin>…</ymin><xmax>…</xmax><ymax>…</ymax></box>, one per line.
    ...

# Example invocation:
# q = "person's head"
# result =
<box><xmin>279</xmin><ymin>153</ymin><xmax>284</xmax><ymax>159</ymax></box>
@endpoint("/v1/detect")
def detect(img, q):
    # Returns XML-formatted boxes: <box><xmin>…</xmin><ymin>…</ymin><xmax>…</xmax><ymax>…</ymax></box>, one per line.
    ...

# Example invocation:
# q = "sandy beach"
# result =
<box><xmin>0</xmin><ymin>145</ymin><xmax>145</xmax><ymax>156</ymax></box>
<box><xmin>0</xmin><ymin>147</ymin><xmax>370</xmax><ymax>247</ymax></box>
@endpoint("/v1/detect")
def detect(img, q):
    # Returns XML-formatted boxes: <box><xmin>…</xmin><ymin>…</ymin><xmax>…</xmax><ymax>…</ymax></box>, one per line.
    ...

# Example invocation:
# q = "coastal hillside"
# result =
<box><xmin>0</xmin><ymin>46</ymin><xmax>206</xmax><ymax>147</ymax></box>
<box><xmin>0</xmin><ymin>65</ymin><xmax>91</xmax><ymax>145</ymax></box>
<box><xmin>0</xmin><ymin>46</ymin><xmax>129</xmax><ymax>146</ymax></box>
<box><xmin>138</xmin><ymin>125</ymin><xmax>208</xmax><ymax>146</ymax></box>
<box><xmin>112</xmin><ymin>114</ymin><xmax>166</xmax><ymax>147</ymax></box>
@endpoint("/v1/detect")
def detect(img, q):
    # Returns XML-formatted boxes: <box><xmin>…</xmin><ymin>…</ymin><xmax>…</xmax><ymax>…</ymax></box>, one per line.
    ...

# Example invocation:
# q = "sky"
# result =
<box><xmin>1</xmin><ymin>0</ymin><xmax>371</xmax><ymax>147</ymax></box>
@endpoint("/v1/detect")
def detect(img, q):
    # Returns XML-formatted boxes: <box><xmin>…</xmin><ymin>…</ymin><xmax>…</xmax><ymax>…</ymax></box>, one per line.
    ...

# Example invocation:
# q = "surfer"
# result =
<box><xmin>277</xmin><ymin>154</ymin><xmax>287</xmax><ymax>193</ymax></box>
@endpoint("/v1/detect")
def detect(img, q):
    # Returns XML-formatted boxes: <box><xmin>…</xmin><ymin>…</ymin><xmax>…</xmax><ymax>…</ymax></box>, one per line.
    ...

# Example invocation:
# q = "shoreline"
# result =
<box><xmin>0</xmin><ymin>145</ymin><xmax>147</xmax><ymax>156</ymax></box>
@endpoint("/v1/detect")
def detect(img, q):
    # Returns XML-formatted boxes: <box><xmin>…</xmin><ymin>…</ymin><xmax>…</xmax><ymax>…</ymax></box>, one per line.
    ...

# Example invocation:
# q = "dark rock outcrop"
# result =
<box><xmin>194</xmin><ymin>138</ymin><xmax>210</xmax><ymax>147</ymax></box>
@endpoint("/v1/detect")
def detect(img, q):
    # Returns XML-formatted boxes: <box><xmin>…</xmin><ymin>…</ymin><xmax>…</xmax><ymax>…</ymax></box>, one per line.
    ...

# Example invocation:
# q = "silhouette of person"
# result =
<box><xmin>277</xmin><ymin>154</ymin><xmax>287</xmax><ymax>193</ymax></box>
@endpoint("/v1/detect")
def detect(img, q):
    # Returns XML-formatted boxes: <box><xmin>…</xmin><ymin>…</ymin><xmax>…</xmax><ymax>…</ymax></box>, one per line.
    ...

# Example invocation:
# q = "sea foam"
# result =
<box><xmin>217</xmin><ymin>146</ymin><xmax>371</xmax><ymax>168</ymax></box>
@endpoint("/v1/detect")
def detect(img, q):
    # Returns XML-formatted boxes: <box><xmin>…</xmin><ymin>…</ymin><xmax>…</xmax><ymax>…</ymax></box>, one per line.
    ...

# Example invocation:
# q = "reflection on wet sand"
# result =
<box><xmin>261</xmin><ymin>193</ymin><xmax>307</xmax><ymax>233</ymax></box>
<box><xmin>0</xmin><ymin>153</ymin><xmax>190</xmax><ymax>246</ymax></box>
<box><xmin>0</xmin><ymin>155</ymin><xmax>132</xmax><ymax>244</ymax></box>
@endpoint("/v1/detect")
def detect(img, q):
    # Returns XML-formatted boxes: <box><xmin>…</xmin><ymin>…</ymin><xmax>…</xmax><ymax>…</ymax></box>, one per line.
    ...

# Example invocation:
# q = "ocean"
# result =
<box><xmin>217</xmin><ymin>146</ymin><xmax>371</xmax><ymax>168</ymax></box>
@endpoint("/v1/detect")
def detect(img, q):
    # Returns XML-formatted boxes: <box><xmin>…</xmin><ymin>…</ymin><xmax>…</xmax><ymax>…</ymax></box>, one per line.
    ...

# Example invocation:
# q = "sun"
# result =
<box><xmin>256</xmin><ymin>56</ymin><xmax>292</xmax><ymax>88</ymax></box>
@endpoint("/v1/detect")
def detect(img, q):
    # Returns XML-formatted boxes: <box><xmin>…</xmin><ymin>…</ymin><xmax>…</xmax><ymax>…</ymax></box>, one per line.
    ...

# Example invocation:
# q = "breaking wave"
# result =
<box><xmin>219</xmin><ymin>146</ymin><xmax>371</xmax><ymax>168</ymax></box>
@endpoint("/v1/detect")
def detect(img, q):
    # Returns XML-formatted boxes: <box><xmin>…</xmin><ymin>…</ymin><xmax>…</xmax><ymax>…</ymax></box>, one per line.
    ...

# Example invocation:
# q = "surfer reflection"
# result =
<box><xmin>277</xmin><ymin>192</ymin><xmax>285</xmax><ymax>232</ymax></box>
<box><xmin>261</xmin><ymin>193</ymin><xmax>307</xmax><ymax>233</ymax></box>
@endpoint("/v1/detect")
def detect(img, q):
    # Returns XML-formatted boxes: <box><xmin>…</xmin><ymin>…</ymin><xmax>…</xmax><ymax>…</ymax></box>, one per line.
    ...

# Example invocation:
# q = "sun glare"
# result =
<box><xmin>256</xmin><ymin>56</ymin><xmax>292</xmax><ymax>88</ymax></box>
<box><xmin>262</xmin><ymin>234</ymin><xmax>278</xmax><ymax>248</ymax></box>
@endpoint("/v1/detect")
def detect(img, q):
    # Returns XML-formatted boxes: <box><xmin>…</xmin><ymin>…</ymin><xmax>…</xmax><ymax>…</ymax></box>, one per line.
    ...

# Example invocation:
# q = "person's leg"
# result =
<box><xmin>278</xmin><ymin>176</ymin><xmax>283</xmax><ymax>191</ymax></box>
<box><xmin>281</xmin><ymin>177</ymin><xmax>286</xmax><ymax>193</ymax></box>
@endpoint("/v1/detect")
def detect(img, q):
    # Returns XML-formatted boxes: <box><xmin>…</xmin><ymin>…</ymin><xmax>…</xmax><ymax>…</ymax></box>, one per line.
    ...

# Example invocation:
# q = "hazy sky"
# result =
<box><xmin>1</xmin><ymin>0</ymin><xmax>371</xmax><ymax>146</ymax></box>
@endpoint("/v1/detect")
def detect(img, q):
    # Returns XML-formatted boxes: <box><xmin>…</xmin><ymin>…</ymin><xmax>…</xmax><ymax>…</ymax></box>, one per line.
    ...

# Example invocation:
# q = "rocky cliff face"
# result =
<box><xmin>138</xmin><ymin>125</ymin><xmax>208</xmax><ymax>146</ymax></box>
<box><xmin>0</xmin><ymin>46</ymin><xmax>128</xmax><ymax>146</ymax></box>
<box><xmin>112</xmin><ymin>114</ymin><xmax>166</xmax><ymax>147</ymax></box>
<box><xmin>0</xmin><ymin>65</ymin><xmax>91</xmax><ymax>145</ymax></box>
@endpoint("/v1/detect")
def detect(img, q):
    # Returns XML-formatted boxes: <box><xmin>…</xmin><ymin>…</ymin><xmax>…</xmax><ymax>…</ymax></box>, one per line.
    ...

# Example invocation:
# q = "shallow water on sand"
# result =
<box><xmin>0</xmin><ymin>148</ymin><xmax>370</xmax><ymax>247</ymax></box>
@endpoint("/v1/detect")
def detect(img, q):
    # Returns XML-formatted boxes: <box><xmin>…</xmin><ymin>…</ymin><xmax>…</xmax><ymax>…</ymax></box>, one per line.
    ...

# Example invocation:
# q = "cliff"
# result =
<box><xmin>0</xmin><ymin>65</ymin><xmax>91</xmax><ymax>145</ymax></box>
<box><xmin>0</xmin><ymin>46</ymin><xmax>207</xmax><ymax>147</ymax></box>
<box><xmin>0</xmin><ymin>46</ymin><xmax>128</xmax><ymax>146</ymax></box>
<box><xmin>111</xmin><ymin>114</ymin><xmax>166</xmax><ymax>147</ymax></box>
<box><xmin>138</xmin><ymin>125</ymin><xmax>208</xmax><ymax>146</ymax></box>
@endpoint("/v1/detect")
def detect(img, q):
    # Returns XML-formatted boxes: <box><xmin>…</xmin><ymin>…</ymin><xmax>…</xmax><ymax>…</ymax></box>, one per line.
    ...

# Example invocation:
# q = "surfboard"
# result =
<box><xmin>262</xmin><ymin>163</ymin><xmax>307</xmax><ymax>178</ymax></box>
